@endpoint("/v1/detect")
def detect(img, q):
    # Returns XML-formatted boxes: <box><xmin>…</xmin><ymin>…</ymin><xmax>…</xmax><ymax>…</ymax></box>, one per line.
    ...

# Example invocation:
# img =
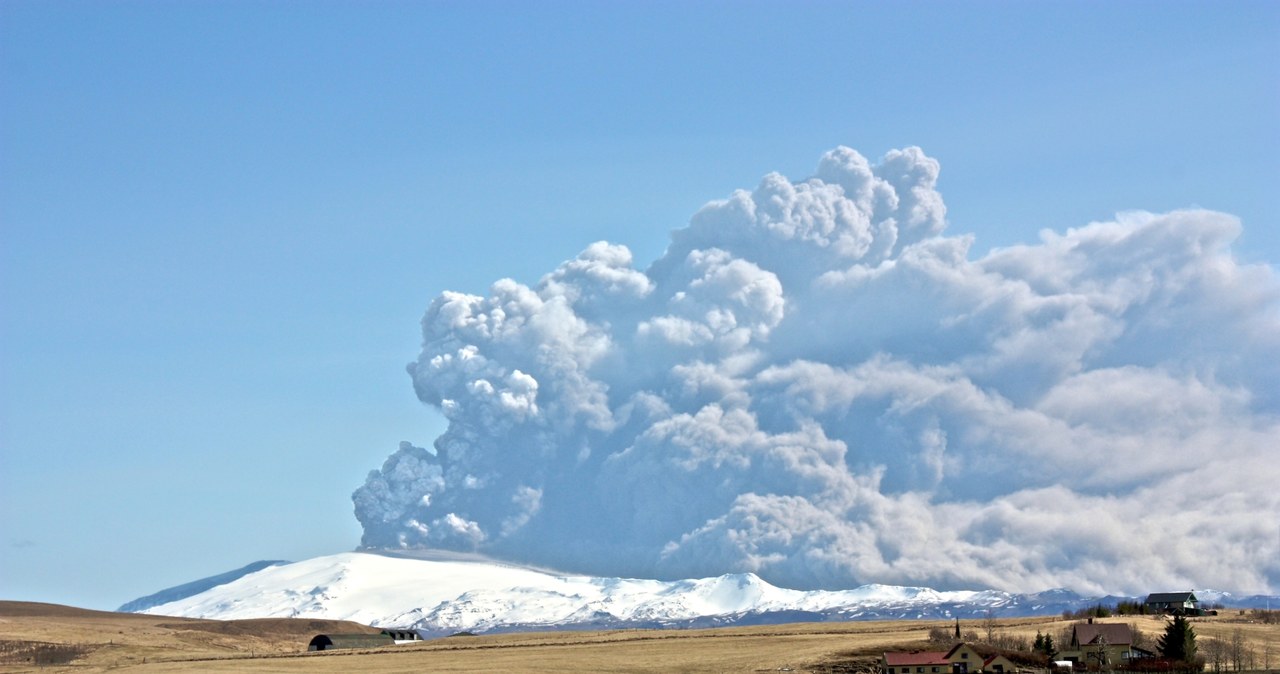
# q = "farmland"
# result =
<box><xmin>2</xmin><ymin>601</ymin><xmax>1276</xmax><ymax>673</ymax></box>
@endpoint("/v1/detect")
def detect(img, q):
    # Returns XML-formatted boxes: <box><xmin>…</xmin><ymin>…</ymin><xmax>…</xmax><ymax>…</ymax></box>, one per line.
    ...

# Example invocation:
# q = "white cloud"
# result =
<box><xmin>354</xmin><ymin>146</ymin><xmax>1280</xmax><ymax>595</ymax></box>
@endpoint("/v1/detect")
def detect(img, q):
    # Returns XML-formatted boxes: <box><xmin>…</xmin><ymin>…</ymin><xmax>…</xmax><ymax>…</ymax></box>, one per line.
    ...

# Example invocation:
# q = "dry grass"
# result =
<box><xmin>2</xmin><ymin>601</ymin><xmax>1277</xmax><ymax>673</ymax></box>
<box><xmin>0</xmin><ymin>601</ymin><xmax>378</xmax><ymax>671</ymax></box>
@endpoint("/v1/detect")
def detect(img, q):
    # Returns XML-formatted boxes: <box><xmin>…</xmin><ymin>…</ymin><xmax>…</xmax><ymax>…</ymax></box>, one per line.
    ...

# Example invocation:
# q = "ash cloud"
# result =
<box><xmin>354</xmin><ymin>146</ymin><xmax>1280</xmax><ymax>595</ymax></box>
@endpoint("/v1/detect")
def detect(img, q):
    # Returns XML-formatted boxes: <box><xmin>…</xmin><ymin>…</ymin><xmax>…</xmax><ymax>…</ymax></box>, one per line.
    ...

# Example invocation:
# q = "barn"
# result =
<box><xmin>381</xmin><ymin>628</ymin><xmax>422</xmax><ymax>643</ymax></box>
<box><xmin>307</xmin><ymin>633</ymin><xmax>394</xmax><ymax>651</ymax></box>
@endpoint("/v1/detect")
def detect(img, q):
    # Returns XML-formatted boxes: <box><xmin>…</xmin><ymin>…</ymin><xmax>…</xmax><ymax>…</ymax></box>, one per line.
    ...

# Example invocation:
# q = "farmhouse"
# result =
<box><xmin>1059</xmin><ymin>621</ymin><xmax>1152</xmax><ymax>667</ymax></box>
<box><xmin>883</xmin><ymin>650</ymin><xmax>952</xmax><ymax>674</ymax></box>
<box><xmin>982</xmin><ymin>654</ymin><xmax>1017</xmax><ymax>674</ymax></box>
<box><xmin>882</xmin><ymin>643</ymin><xmax>984</xmax><ymax>674</ymax></box>
<box><xmin>1144</xmin><ymin>592</ymin><xmax>1199</xmax><ymax>615</ymax></box>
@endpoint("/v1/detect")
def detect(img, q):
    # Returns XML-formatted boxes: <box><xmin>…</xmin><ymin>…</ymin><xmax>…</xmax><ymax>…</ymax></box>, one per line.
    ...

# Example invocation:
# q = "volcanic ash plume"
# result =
<box><xmin>354</xmin><ymin>146</ymin><xmax>1280</xmax><ymax>595</ymax></box>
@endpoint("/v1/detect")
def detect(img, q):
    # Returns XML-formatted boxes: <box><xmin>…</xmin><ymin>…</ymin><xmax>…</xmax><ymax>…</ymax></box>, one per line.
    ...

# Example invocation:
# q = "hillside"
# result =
<box><xmin>0</xmin><ymin>600</ymin><xmax>377</xmax><ymax>670</ymax></box>
<box><xmin>4</xmin><ymin>601</ymin><xmax>1279</xmax><ymax>673</ymax></box>
<box><xmin>117</xmin><ymin>560</ymin><xmax>289</xmax><ymax>612</ymax></box>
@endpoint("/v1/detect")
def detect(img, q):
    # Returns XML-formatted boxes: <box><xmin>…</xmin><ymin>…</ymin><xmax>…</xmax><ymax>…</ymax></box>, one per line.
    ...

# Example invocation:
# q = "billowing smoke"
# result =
<box><xmin>354</xmin><ymin>146</ymin><xmax>1280</xmax><ymax>595</ymax></box>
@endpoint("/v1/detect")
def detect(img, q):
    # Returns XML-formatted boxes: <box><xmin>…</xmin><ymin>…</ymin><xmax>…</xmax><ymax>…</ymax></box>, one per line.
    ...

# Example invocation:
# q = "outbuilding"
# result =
<box><xmin>307</xmin><ymin>633</ymin><xmax>394</xmax><ymax>651</ymax></box>
<box><xmin>381</xmin><ymin>629</ymin><xmax>422</xmax><ymax>643</ymax></box>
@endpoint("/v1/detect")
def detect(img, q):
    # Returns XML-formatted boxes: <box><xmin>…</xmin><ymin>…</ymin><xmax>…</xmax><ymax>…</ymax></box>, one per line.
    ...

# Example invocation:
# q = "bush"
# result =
<box><xmin>928</xmin><ymin>626</ymin><xmax>954</xmax><ymax>644</ymax></box>
<box><xmin>1123</xmin><ymin>657</ymin><xmax>1204</xmax><ymax>673</ymax></box>
<box><xmin>1116</xmin><ymin>600</ymin><xmax>1147</xmax><ymax>615</ymax></box>
<box><xmin>1248</xmin><ymin>608</ymin><xmax>1279</xmax><ymax>624</ymax></box>
<box><xmin>0</xmin><ymin>640</ymin><xmax>94</xmax><ymax>666</ymax></box>
<box><xmin>1064</xmin><ymin>604</ymin><xmax>1115</xmax><ymax>619</ymax></box>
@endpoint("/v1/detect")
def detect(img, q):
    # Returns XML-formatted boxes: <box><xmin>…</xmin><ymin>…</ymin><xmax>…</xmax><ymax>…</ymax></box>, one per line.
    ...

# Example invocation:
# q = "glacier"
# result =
<box><xmin>132</xmin><ymin>550</ymin><xmax>1120</xmax><ymax>636</ymax></box>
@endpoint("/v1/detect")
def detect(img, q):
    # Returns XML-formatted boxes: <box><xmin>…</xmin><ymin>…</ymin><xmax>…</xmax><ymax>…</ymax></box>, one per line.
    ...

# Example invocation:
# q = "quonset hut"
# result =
<box><xmin>307</xmin><ymin>633</ymin><xmax>393</xmax><ymax>651</ymax></box>
<box><xmin>307</xmin><ymin>629</ymin><xmax>421</xmax><ymax>651</ymax></box>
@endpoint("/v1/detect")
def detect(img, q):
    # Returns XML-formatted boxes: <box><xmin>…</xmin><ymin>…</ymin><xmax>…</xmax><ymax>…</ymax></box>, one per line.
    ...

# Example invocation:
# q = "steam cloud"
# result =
<box><xmin>354</xmin><ymin>146</ymin><xmax>1280</xmax><ymax>595</ymax></box>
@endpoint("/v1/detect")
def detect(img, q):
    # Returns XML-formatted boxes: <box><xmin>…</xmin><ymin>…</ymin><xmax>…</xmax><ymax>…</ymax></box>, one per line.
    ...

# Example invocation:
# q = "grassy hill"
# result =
<box><xmin>2</xmin><ymin>600</ymin><xmax>1276</xmax><ymax>673</ymax></box>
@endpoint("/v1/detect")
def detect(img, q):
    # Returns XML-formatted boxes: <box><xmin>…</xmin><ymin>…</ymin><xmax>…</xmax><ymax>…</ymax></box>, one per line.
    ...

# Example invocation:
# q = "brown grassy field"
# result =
<box><xmin>1</xmin><ymin>601</ymin><xmax>1276</xmax><ymax>673</ymax></box>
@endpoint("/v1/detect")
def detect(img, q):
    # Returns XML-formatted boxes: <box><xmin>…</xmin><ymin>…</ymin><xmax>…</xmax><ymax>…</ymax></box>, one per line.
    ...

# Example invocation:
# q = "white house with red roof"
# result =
<box><xmin>883</xmin><ymin>643</ymin><xmax>985</xmax><ymax>674</ymax></box>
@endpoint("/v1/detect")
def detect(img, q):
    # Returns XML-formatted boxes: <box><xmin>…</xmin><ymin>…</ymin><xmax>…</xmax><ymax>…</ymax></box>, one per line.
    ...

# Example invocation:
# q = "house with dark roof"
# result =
<box><xmin>1144</xmin><ymin>592</ymin><xmax>1199</xmax><ymax>615</ymax></box>
<box><xmin>1060</xmin><ymin>621</ymin><xmax>1153</xmax><ymax>667</ymax></box>
<box><xmin>882</xmin><ymin>643</ymin><xmax>984</xmax><ymax>674</ymax></box>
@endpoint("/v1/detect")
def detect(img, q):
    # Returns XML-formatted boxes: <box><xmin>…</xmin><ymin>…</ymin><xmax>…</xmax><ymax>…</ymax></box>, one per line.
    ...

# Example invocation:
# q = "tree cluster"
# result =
<box><xmin>1063</xmin><ymin>604</ymin><xmax>1113</xmax><ymax>620</ymax></box>
<box><xmin>1033</xmin><ymin>632</ymin><xmax>1057</xmax><ymax>659</ymax></box>
<box><xmin>1245</xmin><ymin>608</ymin><xmax>1278</xmax><ymax>624</ymax></box>
<box><xmin>1202</xmin><ymin>627</ymin><xmax>1269</xmax><ymax>673</ymax></box>
<box><xmin>1114</xmin><ymin>600</ymin><xmax>1147</xmax><ymax>615</ymax></box>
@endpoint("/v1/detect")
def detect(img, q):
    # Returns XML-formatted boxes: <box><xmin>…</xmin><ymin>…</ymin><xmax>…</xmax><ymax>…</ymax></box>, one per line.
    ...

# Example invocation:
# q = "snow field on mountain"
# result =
<box><xmin>142</xmin><ymin>551</ymin><xmax>1008</xmax><ymax>634</ymax></box>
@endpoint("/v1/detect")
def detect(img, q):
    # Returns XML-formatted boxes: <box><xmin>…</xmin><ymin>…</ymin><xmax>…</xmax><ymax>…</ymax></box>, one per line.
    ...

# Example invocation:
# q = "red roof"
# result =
<box><xmin>884</xmin><ymin>651</ymin><xmax>951</xmax><ymax>666</ymax></box>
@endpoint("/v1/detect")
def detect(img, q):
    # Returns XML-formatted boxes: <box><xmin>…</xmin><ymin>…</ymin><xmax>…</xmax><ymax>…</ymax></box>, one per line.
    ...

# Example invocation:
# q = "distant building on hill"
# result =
<box><xmin>1144</xmin><ymin>591</ymin><xmax>1200</xmax><ymax>615</ymax></box>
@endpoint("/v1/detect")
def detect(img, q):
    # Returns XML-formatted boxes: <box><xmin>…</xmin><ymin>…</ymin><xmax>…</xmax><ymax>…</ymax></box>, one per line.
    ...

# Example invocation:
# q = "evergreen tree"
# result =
<box><xmin>1158</xmin><ymin>615</ymin><xmax>1198</xmax><ymax>662</ymax></box>
<box><xmin>1033</xmin><ymin>631</ymin><xmax>1058</xmax><ymax>659</ymax></box>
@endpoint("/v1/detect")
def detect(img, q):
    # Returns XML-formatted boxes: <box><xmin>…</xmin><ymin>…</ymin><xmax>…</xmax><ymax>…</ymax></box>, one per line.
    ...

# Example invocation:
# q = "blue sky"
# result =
<box><xmin>2</xmin><ymin>1</ymin><xmax>1277</xmax><ymax>610</ymax></box>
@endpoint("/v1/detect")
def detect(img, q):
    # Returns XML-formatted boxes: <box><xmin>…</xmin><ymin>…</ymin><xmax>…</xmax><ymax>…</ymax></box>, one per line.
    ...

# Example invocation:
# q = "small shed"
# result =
<box><xmin>308</xmin><ymin>633</ymin><xmax>394</xmax><ymax>651</ymax></box>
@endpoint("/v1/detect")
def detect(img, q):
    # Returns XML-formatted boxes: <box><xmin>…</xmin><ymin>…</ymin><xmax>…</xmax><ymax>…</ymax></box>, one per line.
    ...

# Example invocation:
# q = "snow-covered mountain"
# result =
<box><xmin>118</xmin><ymin>559</ymin><xmax>289</xmax><ymax>613</ymax></box>
<box><xmin>130</xmin><ymin>550</ymin><xmax>1112</xmax><ymax>636</ymax></box>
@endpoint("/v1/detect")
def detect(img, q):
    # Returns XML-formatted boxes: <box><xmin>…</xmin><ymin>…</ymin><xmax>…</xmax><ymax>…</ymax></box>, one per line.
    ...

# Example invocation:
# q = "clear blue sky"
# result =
<box><xmin>2</xmin><ymin>1</ymin><xmax>1277</xmax><ymax>610</ymax></box>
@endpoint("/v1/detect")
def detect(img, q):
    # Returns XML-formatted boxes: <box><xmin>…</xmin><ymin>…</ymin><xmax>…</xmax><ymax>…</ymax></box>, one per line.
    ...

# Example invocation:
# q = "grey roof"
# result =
<box><xmin>1145</xmin><ymin>592</ymin><xmax>1198</xmax><ymax>604</ymax></box>
<box><xmin>1073</xmin><ymin>623</ymin><xmax>1133</xmax><ymax>647</ymax></box>
<box><xmin>381</xmin><ymin>629</ymin><xmax>420</xmax><ymax>640</ymax></box>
